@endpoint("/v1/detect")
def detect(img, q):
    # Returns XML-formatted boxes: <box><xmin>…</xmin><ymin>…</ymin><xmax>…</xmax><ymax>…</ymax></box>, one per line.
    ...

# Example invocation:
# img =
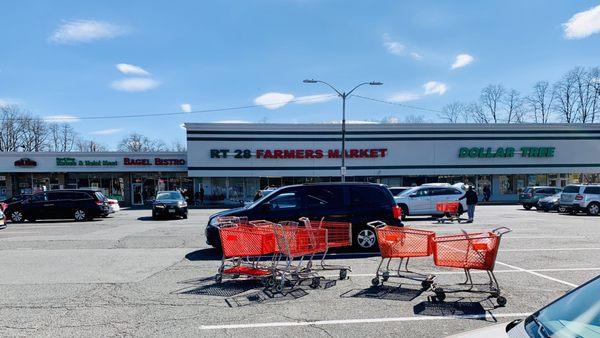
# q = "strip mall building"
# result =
<box><xmin>185</xmin><ymin>123</ymin><xmax>600</xmax><ymax>204</ymax></box>
<box><xmin>1</xmin><ymin>123</ymin><xmax>599</xmax><ymax>205</ymax></box>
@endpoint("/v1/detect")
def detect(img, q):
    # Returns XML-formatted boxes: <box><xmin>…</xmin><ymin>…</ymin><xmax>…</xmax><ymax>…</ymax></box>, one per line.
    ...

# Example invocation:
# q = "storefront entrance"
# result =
<box><xmin>132</xmin><ymin>182</ymin><xmax>144</xmax><ymax>205</ymax></box>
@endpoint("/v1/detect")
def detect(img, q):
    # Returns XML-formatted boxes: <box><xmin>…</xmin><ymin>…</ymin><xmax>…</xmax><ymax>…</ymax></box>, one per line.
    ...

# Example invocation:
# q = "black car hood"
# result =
<box><xmin>209</xmin><ymin>207</ymin><xmax>245</xmax><ymax>220</ymax></box>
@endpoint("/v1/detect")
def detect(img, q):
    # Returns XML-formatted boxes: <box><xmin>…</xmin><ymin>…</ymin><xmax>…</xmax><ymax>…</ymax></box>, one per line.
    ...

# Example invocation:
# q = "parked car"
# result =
<box><xmin>107</xmin><ymin>199</ymin><xmax>120</xmax><ymax>214</ymax></box>
<box><xmin>449</xmin><ymin>274</ymin><xmax>600</xmax><ymax>337</ymax></box>
<box><xmin>206</xmin><ymin>183</ymin><xmax>403</xmax><ymax>251</ymax></box>
<box><xmin>537</xmin><ymin>193</ymin><xmax>567</xmax><ymax>213</ymax></box>
<box><xmin>152</xmin><ymin>191</ymin><xmax>188</xmax><ymax>219</ymax></box>
<box><xmin>394</xmin><ymin>185</ymin><xmax>467</xmax><ymax>220</ymax></box>
<box><xmin>559</xmin><ymin>184</ymin><xmax>600</xmax><ymax>215</ymax></box>
<box><xmin>0</xmin><ymin>209</ymin><xmax>5</xmax><ymax>228</ymax></box>
<box><xmin>518</xmin><ymin>186</ymin><xmax>562</xmax><ymax>210</ymax></box>
<box><xmin>4</xmin><ymin>190</ymin><xmax>109</xmax><ymax>223</ymax></box>
<box><xmin>389</xmin><ymin>186</ymin><xmax>411</xmax><ymax>199</ymax></box>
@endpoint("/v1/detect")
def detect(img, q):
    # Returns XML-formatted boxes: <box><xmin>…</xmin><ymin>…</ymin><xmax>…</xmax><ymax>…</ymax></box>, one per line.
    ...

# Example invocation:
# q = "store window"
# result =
<box><xmin>0</xmin><ymin>175</ymin><xmax>7</xmax><ymax>199</ymax></box>
<box><xmin>208</xmin><ymin>177</ymin><xmax>227</xmax><ymax>202</ymax></box>
<box><xmin>499</xmin><ymin>175</ymin><xmax>514</xmax><ymax>194</ymax></box>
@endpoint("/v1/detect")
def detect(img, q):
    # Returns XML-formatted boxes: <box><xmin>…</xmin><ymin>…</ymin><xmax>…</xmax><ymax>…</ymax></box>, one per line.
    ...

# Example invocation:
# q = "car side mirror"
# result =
<box><xmin>409</xmin><ymin>193</ymin><xmax>417</xmax><ymax>198</ymax></box>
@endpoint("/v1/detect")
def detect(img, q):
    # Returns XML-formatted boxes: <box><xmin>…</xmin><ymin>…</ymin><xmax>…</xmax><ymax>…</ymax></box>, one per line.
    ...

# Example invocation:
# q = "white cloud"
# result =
<box><xmin>180</xmin><ymin>103</ymin><xmax>192</xmax><ymax>113</ymax></box>
<box><xmin>44</xmin><ymin>115</ymin><xmax>80</xmax><ymax>123</ymax></box>
<box><xmin>410</xmin><ymin>52</ymin><xmax>423</xmax><ymax>61</ymax></box>
<box><xmin>111</xmin><ymin>77</ymin><xmax>160</xmax><ymax>92</ymax></box>
<box><xmin>116</xmin><ymin>63</ymin><xmax>149</xmax><ymax>76</ymax></box>
<box><xmin>451</xmin><ymin>54</ymin><xmax>474</xmax><ymax>69</ymax></box>
<box><xmin>48</xmin><ymin>19</ymin><xmax>126</xmax><ymax>44</ymax></box>
<box><xmin>423</xmin><ymin>81</ymin><xmax>447</xmax><ymax>95</ymax></box>
<box><xmin>563</xmin><ymin>4</ymin><xmax>600</xmax><ymax>39</ymax></box>
<box><xmin>254</xmin><ymin>92</ymin><xmax>295</xmax><ymax>109</ymax></box>
<box><xmin>382</xmin><ymin>34</ymin><xmax>405</xmax><ymax>56</ymax></box>
<box><xmin>295</xmin><ymin>94</ymin><xmax>336</xmax><ymax>104</ymax></box>
<box><xmin>90</xmin><ymin>128</ymin><xmax>122</xmax><ymax>135</ymax></box>
<box><xmin>179</xmin><ymin>123</ymin><xmax>186</xmax><ymax>130</ymax></box>
<box><xmin>388</xmin><ymin>92</ymin><xmax>422</xmax><ymax>103</ymax></box>
<box><xmin>213</xmin><ymin>120</ymin><xmax>252</xmax><ymax>123</ymax></box>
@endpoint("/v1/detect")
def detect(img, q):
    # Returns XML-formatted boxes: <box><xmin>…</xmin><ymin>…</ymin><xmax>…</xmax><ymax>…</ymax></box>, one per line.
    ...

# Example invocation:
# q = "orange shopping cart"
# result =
<box><xmin>300</xmin><ymin>217</ymin><xmax>352</xmax><ymax>280</ymax></box>
<box><xmin>431</xmin><ymin>227</ymin><xmax>511</xmax><ymax>306</ymax></box>
<box><xmin>435</xmin><ymin>201</ymin><xmax>463</xmax><ymax>223</ymax></box>
<box><xmin>215</xmin><ymin>220</ymin><xmax>278</xmax><ymax>286</ymax></box>
<box><xmin>271</xmin><ymin>222</ymin><xmax>328</xmax><ymax>293</ymax></box>
<box><xmin>368</xmin><ymin>221</ymin><xmax>436</xmax><ymax>290</ymax></box>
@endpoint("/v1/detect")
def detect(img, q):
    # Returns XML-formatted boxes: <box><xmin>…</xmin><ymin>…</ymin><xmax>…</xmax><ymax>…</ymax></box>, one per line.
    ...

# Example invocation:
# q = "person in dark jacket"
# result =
<box><xmin>459</xmin><ymin>186</ymin><xmax>478</xmax><ymax>223</ymax></box>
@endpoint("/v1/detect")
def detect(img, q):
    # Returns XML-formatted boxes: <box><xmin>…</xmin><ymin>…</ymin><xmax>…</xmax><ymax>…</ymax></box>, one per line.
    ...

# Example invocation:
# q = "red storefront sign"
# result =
<box><xmin>124</xmin><ymin>158</ymin><xmax>186</xmax><ymax>166</ymax></box>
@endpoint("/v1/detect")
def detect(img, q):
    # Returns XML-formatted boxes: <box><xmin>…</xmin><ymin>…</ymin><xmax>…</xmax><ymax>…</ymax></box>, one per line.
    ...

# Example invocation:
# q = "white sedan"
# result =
<box><xmin>107</xmin><ymin>199</ymin><xmax>120</xmax><ymax>213</ymax></box>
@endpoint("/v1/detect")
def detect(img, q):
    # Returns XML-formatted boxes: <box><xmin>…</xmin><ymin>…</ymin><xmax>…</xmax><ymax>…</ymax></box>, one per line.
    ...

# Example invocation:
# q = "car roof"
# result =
<box><xmin>389</xmin><ymin>186</ymin><xmax>410</xmax><ymax>189</ymax></box>
<box><xmin>157</xmin><ymin>191</ymin><xmax>180</xmax><ymax>194</ymax></box>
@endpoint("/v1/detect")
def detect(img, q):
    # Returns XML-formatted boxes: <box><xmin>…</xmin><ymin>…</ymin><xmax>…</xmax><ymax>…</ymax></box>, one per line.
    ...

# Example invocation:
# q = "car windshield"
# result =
<box><xmin>525</xmin><ymin>276</ymin><xmax>600</xmax><ymax>337</ymax></box>
<box><xmin>156</xmin><ymin>192</ymin><xmax>183</xmax><ymax>200</ymax></box>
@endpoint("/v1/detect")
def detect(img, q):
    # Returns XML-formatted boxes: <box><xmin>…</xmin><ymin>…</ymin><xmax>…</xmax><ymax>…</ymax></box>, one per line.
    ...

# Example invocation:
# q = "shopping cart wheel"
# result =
<box><xmin>339</xmin><ymin>269</ymin><xmax>348</xmax><ymax>280</ymax></box>
<box><xmin>421</xmin><ymin>280</ymin><xmax>432</xmax><ymax>290</ymax></box>
<box><xmin>382</xmin><ymin>271</ymin><xmax>390</xmax><ymax>282</ymax></box>
<box><xmin>434</xmin><ymin>288</ymin><xmax>446</xmax><ymax>302</ymax></box>
<box><xmin>267</xmin><ymin>276</ymin><xmax>275</xmax><ymax>286</ymax></box>
<box><xmin>310</xmin><ymin>277</ymin><xmax>321</xmax><ymax>289</ymax></box>
<box><xmin>371</xmin><ymin>277</ymin><xmax>380</xmax><ymax>287</ymax></box>
<box><xmin>275</xmin><ymin>284</ymin><xmax>283</xmax><ymax>293</ymax></box>
<box><xmin>215</xmin><ymin>274</ymin><xmax>223</xmax><ymax>284</ymax></box>
<box><xmin>496</xmin><ymin>296</ymin><xmax>507</xmax><ymax>307</ymax></box>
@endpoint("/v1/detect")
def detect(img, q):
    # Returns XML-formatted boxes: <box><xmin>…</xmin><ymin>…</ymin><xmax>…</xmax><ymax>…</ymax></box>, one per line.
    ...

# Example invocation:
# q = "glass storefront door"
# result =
<box><xmin>132</xmin><ymin>182</ymin><xmax>144</xmax><ymax>205</ymax></box>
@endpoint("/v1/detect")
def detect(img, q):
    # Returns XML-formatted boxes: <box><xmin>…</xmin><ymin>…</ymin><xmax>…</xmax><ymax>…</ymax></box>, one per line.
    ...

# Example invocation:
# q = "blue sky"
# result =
<box><xmin>1</xmin><ymin>0</ymin><xmax>599</xmax><ymax>148</ymax></box>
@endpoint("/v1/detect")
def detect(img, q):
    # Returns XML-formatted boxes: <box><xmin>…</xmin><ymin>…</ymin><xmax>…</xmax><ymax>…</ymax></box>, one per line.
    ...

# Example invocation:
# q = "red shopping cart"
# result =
<box><xmin>271</xmin><ymin>222</ymin><xmax>328</xmax><ymax>293</ymax></box>
<box><xmin>435</xmin><ymin>201</ymin><xmax>463</xmax><ymax>223</ymax></box>
<box><xmin>215</xmin><ymin>221</ymin><xmax>278</xmax><ymax>285</ymax></box>
<box><xmin>368</xmin><ymin>221</ymin><xmax>436</xmax><ymax>290</ymax></box>
<box><xmin>300</xmin><ymin>217</ymin><xmax>352</xmax><ymax>280</ymax></box>
<box><xmin>431</xmin><ymin>227</ymin><xmax>511</xmax><ymax>306</ymax></box>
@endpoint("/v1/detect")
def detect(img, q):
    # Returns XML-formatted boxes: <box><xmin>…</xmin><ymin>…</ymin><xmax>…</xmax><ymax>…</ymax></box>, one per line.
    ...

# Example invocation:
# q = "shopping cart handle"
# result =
<box><xmin>298</xmin><ymin>217</ymin><xmax>311</xmax><ymax>228</ymax></box>
<box><xmin>367</xmin><ymin>220</ymin><xmax>387</xmax><ymax>229</ymax></box>
<box><xmin>492</xmin><ymin>226</ymin><xmax>512</xmax><ymax>236</ymax></box>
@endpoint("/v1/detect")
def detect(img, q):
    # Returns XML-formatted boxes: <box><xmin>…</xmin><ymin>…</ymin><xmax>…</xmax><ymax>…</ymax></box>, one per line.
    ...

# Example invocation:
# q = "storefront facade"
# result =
<box><xmin>0</xmin><ymin>152</ymin><xmax>188</xmax><ymax>206</ymax></box>
<box><xmin>185</xmin><ymin>123</ymin><xmax>600</xmax><ymax>204</ymax></box>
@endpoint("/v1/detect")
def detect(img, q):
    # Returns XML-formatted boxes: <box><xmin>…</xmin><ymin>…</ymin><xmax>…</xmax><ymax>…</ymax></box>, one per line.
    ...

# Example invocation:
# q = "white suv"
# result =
<box><xmin>559</xmin><ymin>184</ymin><xmax>600</xmax><ymax>216</ymax></box>
<box><xmin>395</xmin><ymin>185</ymin><xmax>467</xmax><ymax>220</ymax></box>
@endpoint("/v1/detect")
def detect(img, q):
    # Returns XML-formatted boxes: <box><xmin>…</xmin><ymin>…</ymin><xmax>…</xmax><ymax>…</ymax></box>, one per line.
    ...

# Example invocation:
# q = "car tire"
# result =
<box><xmin>587</xmin><ymin>202</ymin><xmax>600</xmax><ymax>216</ymax></box>
<box><xmin>10</xmin><ymin>211</ymin><xmax>25</xmax><ymax>223</ymax></box>
<box><xmin>152</xmin><ymin>211</ymin><xmax>158</xmax><ymax>220</ymax></box>
<box><xmin>558</xmin><ymin>206</ymin><xmax>568</xmax><ymax>213</ymax></box>
<box><xmin>399</xmin><ymin>204</ymin><xmax>408</xmax><ymax>221</ymax></box>
<box><xmin>183</xmin><ymin>212</ymin><xmax>188</xmax><ymax>219</ymax></box>
<box><xmin>523</xmin><ymin>204</ymin><xmax>532</xmax><ymax>210</ymax></box>
<box><xmin>354</xmin><ymin>227</ymin><xmax>377</xmax><ymax>251</ymax></box>
<box><xmin>74</xmin><ymin>209</ymin><xmax>87</xmax><ymax>222</ymax></box>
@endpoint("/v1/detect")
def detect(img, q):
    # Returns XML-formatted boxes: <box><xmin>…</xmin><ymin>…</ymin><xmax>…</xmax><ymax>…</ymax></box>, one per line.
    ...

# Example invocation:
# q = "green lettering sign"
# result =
<box><xmin>458</xmin><ymin>146</ymin><xmax>553</xmax><ymax>159</ymax></box>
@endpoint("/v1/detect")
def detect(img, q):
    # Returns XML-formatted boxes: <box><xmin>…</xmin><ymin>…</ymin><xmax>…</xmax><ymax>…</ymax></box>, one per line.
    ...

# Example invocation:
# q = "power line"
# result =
<box><xmin>351</xmin><ymin>94</ymin><xmax>443</xmax><ymax>113</ymax></box>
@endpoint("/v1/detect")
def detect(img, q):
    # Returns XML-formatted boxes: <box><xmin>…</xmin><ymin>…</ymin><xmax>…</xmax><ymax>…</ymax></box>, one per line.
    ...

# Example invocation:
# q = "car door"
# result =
<box><xmin>302</xmin><ymin>185</ymin><xmax>348</xmax><ymax>223</ymax></box>
<box><xmin>410</xmin><ymin>188</ymin><xmax>431</xmax><ymax>214</ymax></box>
<box><xmin>256</xmin><ymin>187</ymin><xmax>304</xmax><ymax>223</ymax></box>
<box><xmin>25</xmin><ymin>192</ymin><xmax>49</xmax><ymax>219</ymax></box>
<box><xmin>44</xmin><ymin>192</ymin><xmax>64</xmax><ymax>219</ymax></box>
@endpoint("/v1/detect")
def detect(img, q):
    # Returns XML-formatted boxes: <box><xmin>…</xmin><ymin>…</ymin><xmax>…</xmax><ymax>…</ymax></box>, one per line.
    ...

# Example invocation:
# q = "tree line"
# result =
<box><xmin>0</xmin><ymin>104</ymin><xmax>185</xmax><ymax>152</ymax></box>
<box><xmin>440</xmin><ymin>66</ymin><xmax>599</xmax><ymax>124</ymax></box>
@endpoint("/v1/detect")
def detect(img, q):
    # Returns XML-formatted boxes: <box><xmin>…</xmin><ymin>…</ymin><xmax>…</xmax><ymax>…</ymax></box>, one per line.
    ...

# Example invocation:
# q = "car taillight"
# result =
<box><xmin>96</xmin><ymin>200</ymin><xmax>104</xmax><ymax>206</ymax></box>
<box><xmin>108</xmin><ymin>200</ymin><xmax>117</xmax><ymax>205</ymax></box>
<box><xmin>392</xmin><ymin>205</ymin><xmax>402</xmax><ymax>219</ymax></box>
<box><xmin>575</xmin><ymin>194</ymin><xmax>584</xmax><ymax>200</ymax></box>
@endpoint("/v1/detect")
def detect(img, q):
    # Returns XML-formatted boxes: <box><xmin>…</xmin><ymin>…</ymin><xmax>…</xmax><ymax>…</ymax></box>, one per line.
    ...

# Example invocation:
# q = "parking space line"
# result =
<box><xmin>323</xmin><ymin>247</ymin><xmax>600</xmax><ymax>258</ymax></box>
<box><xmin>503</xmin><ymin>236</ymin><xmax>586</xmax><ymax>239</ymax></box>
<box><xmin>200</xmin><ymin>312</ymin><xmax>531</xmax><ymax>330</ymax></box>
<box><xmin>324</xmin><ymin>266</ymin><xmax>600</xmax><ymax>278</ymax></box>
<box><xmin>495</xmin><ymin>261</ymin><xmax>577</xmax><ymax>288</ymax></box>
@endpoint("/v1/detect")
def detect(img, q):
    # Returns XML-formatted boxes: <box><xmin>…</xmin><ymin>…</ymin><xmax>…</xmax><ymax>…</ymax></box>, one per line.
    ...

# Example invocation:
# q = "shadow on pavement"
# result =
<box><xmin>341</xmin><ymin>285</ymin><xmax>423</xmax><ymax>301</ymax></box>
<box><xmin>413</xmin><ymin>298</ymin><xmax>490</xmax><ymax>320</ymax></box>
<box><xmin>185</xmin><ymin>248</ymin><xmax>221</xmax><ymax>261</ymax></box>
<box><xmin>179</xmin><ymin>279</ymin><xmax>263</xmax><ymax>297</ymax></box>
<box><xmin>137</xmin><ymin>216</ymin><xmax>184</xmax><ymax>222</ymax></box>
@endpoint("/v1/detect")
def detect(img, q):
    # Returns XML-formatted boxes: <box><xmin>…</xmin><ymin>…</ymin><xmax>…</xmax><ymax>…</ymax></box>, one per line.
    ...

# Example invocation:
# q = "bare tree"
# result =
<box><xmin>528</xmin><ymin>81</ymin><xmax>555</xmax><ymax>123</ymax></box>
<box><xmin>118</xmin><ymin>133</ymin><xmax>167</xmax><ymax>152</ymax></box>
<box><xmin>170</xmin><ymin>140</ymin><xmax>187</xmax><ymax>152</ymax></box>
<box><xmin>403</xmin><ymin>115</ymin><xmax>427</xmax><ymax>123</ymax></box>
<box><xmin>465</xmin><ymin>102</ymin><xmax>488</xmax><ymax>123</ymax></box>
<box><xmin>571</xmin><ymin>67</ymin><xmax>597</xmax><ymax>123</ymax></box>
<box><xmin>480</xmin><ymin>84</ymin><xmax>505</xmax><ymax>123</ymax></box>
<box><xmin>75</xmin><ymin>138</ymin><xmax>107</xmax><ymax>152</ymax></box>
<box><xmin>440</xmin><ymin>102</ymin><xmax>465</xmax><ymax>123</ymax></box>
<box><xmin>504</xmin><ymin>89</ymin><xmax>525</xmax><ymax>123</ymax></box>
<box><xmin>48</xmin><ymin>123</ymin><xmax>78</xmax><ymax>151</ymax></box>
<box><xmin>553</xmin><ymin>69</ymin><xmax>578</xmax><ymax>123</ymax></box>
<box><xmin>21</xmin><ymin>116</ymin><xmax>49</xmax><ymax>151</ymax></box>
<box><xmin>590</xmin><ymin>67</ymin><xmax>600</xmax><ymax>123</ymax></box>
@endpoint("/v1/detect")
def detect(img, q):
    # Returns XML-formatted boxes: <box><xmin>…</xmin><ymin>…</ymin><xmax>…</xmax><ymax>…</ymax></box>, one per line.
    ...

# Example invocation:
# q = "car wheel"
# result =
<box><xmin>74</xmin><ymin>209</ymin><xmax>87</xmax><ymax>222</ymax></box>
<box><xmin>183</xmin><ymin>212</ymin><xmax>188</xmax><ymax>219</ymax></box>
<box><xmin>587</xmin><ymin>202</ymin><xmax>600</xmax><ymax>216</ymax></box>
<box><xmin>399</xmin><ymin>204</ymin><xmax>408</xmax><ymax>221</ymax></box>
<box><xmin>523</xmin><ymin>204</ymin><xmax>532</xmax><ymax>210</ymax></box>
<box><xmin>355</xmin><ymin>228</ymin><xmax>377</xmax><ymax>251</ymax></box>
<box><xmin>10</xmin><ymin>211</ymin><xmax>24</xmax><ymax>223</ymax></box>
<box><xmin>558</xmin><ymin>206</ymin><xmax>567</xmax><ymax>213</ymax></box>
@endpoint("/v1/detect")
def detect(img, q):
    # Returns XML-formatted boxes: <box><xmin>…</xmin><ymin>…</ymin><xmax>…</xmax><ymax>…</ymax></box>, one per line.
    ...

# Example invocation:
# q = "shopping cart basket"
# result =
<box><xmin>215</xmin><ymin>215</ymin><xmax>248</xmax><ymax>227</ymax></box>
<box><xmin>368</xmin><ymin>221</ymin><xmax>436</xmax><ymax>289</ymax></box>
<box><xmin>271</xmin><ymin>222</ymin><xmax>328</xmax><ymax>293</ymax></box>
<box><xmin>215</xmin><ymin>221</ymin><xmax>278</xmax><ymax>285</ymax></box>
<box><xmin>431</xmin><ymin>227</ymin><xmax>511</xmax><ymax>306</ymax></box>
<box><xmin>299</xmin><ymin>217</ymin><xmax>352</xmax><ymax>280</ymax></box>
<box><xmin>435</xmin><ymin>201</ymin><xmax>463</xmax><ymax>223</ymax></box>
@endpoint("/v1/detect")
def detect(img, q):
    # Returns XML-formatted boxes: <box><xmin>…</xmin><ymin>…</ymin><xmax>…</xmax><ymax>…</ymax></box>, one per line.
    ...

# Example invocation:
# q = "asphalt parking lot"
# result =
<box><xmin>0</xmin><ymin>206</ymin><xmax>598</xmax><ymax>337</ymax></box>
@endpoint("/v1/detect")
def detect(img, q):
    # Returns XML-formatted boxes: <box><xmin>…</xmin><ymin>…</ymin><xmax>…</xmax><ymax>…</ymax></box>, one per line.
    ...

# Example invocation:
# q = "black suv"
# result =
<box><xmin>206</xmin><ymin>183</ymin><xmax>402</xmax><ymax>251</ymax></box>
<box><xmin>5</xmin><ymin>190</ymin><xmax>109</xmax><ymax>223</ymax></box>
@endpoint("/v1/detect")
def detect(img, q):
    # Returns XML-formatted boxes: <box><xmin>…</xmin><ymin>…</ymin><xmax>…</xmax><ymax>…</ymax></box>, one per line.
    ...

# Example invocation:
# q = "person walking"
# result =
<box><xmin>459</xmin><ymin>186</ymin><xmax>478</xmax><ymax>223</ymax></box>
<box><xmin>199</xmin><ymin>186</ymin><xmax>205</xmax><ymax>205</ymax></box>
<box><xmin>483</xmin><ymin>185</ymin><xmax>491</xmax><ymax>202</ymax></box>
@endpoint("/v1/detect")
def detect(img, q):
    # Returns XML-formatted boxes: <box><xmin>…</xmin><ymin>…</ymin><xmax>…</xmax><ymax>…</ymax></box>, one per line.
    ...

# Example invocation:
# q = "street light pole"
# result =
<box><xmin>303</xmin><ymin>79</ymin><xmax>383</xmax><ymax>182</ymax></box>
